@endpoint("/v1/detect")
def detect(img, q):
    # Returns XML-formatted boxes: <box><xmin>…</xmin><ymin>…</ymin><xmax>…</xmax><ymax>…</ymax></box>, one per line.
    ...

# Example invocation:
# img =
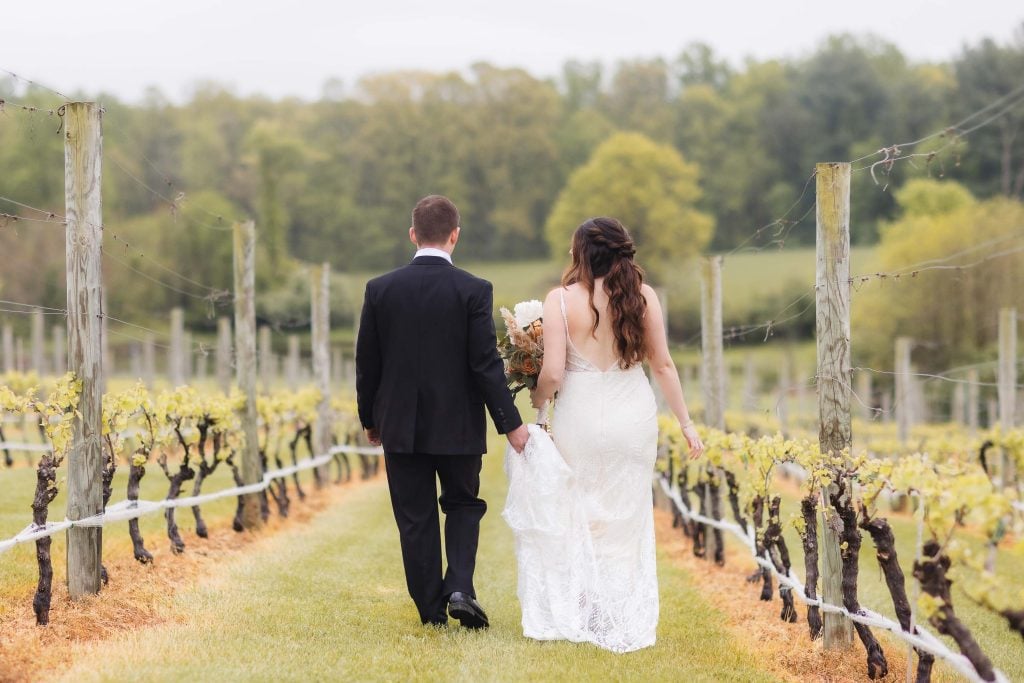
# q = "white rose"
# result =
<box><xmin>513</xmin><ymin>300</ymin><xmax>544</xmax><ymax>329</ymax></box>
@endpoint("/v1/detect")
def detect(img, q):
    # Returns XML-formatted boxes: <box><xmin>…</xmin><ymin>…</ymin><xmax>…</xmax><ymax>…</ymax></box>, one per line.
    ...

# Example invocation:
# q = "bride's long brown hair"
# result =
<box><xmin>561</xmin><ymin>217</ymin><xmax>647</xmax><ymax>369</ymax></box>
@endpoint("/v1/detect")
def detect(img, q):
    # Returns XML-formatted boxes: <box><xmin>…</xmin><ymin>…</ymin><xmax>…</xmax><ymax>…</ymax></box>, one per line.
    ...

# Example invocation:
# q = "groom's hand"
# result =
<box><xmin>364</xmin><ymin>428</ymin><xmax>381</xmax><ymax>447</ymax></box>
<box><xmin>507</xmin><ymin>424</ymin><xmax>529</xmax><ymax>454</ymax></box>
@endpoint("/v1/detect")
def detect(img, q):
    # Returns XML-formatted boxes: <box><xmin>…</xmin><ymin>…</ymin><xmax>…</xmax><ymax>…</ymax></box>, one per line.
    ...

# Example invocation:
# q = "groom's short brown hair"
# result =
<box><xmin>412</xmin><ymin>195</ymin><xmax>460</xmax><ymax>245</ymax></box>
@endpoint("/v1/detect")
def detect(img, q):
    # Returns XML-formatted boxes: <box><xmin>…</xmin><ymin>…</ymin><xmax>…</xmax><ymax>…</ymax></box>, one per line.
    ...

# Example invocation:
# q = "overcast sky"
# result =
<box><xmin>3</xmin><ymin>0</ymin><xmax>1021</xmax><ymax>103</ymax></box>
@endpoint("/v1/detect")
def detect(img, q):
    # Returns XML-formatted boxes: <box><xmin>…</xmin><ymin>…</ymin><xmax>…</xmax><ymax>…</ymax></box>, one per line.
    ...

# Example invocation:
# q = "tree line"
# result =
<box><xmin>0</xmin><ymin>29</ymin><xmax>1022</xmax><ymax>328</ymax></box>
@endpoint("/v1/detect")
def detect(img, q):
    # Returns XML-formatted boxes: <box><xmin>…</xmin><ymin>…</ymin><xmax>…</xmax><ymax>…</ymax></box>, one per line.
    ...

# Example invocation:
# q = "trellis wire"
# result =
<box><xmin>656</xmin><ymin>476</ymin><xmax>1010</xmax><ymax>683</ymax></box>
<box><xmin>0</xmin><ymin>443</ymin><xmax>382</xmax><ymax>556</ymax></box>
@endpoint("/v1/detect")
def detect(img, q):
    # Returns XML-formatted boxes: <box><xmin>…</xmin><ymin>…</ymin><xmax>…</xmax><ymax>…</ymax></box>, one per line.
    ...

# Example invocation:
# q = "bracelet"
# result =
<box><xmin>681</xmin><ymin>419</ymin><xmax>695</xmax><ymax>429</ymax></box>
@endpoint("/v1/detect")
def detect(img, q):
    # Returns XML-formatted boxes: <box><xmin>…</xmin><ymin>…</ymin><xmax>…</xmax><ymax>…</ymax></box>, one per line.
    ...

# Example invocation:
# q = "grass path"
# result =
<box><xmin>51</xmin><ymin>448</ymin><xmax>780</xmax><ymax>683</ymax></box>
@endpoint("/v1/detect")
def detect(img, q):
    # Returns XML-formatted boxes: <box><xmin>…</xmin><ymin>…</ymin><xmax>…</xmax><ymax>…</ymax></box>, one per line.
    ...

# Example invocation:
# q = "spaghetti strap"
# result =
<box><xmin>558</xmin><ymin>288</ymin><xmax>570</xmax><ymax>336</ymax></box>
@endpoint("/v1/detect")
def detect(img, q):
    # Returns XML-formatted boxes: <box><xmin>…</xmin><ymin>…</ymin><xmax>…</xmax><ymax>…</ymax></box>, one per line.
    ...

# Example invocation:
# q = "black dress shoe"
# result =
<box><xmin>448</xmin><ymin>592</ymin><xmax>489</xmax><ymax>629</ymax></box>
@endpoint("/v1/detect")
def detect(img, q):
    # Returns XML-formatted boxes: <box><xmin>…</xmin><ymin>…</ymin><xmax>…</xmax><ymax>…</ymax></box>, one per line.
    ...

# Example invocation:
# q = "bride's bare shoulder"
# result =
<box><xmin>547</xmin><ymin>283</ymin><xmax>576</xmax><ymax>299</ymax></box>
<box><xmin>640</xmin><ymin>283</ymin><xmax>657</xmax><ymax>301</ymax></box>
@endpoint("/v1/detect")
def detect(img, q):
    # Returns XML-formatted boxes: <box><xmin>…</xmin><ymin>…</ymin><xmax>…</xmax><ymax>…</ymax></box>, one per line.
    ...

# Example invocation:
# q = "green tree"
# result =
<box><xmin>951</xmin><ymin>25</ymin><xmax>1024</xmax><ymax>199</ymax></box>
<box><xmin>245</xmin><ymin>120</ymin><xmax>307</xmax><ymax>280</ymax></box>
<box><xmin>545</xmin><ymin>132</ymin><xmax>713</xmax><ymax>280</ymax></box>
<box><xmin>853</xmin><ymin>179</ymin><xmax>1024</xmax><ymax>370</ymax></box>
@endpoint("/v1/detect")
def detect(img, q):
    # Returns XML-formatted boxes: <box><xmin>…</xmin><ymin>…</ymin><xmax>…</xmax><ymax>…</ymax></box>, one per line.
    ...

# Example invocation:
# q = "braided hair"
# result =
<box><xmin>561</xmin><ymin>217</ymin><xmax>647</xmax><ymax>369</ymax></box>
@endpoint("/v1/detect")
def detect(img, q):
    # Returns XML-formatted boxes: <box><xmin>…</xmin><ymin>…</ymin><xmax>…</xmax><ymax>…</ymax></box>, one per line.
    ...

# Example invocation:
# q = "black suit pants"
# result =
<box><xmin>383</xmin><ymin>452</ymin><xmax>486</xmax><ymax>623</ymax></box>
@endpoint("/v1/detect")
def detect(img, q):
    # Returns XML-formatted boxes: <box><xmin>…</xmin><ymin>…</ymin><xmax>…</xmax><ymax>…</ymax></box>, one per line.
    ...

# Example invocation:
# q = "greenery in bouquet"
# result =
<box><xmin>498</xmin><ymin>299</ymin><xmax>544</xmax><ymax>394</ymax></box>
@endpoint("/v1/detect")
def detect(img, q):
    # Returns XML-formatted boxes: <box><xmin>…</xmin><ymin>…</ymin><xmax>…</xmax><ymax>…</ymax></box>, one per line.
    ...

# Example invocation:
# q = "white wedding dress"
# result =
<box><xmin>503</xmin><ymin>291</ymin><xmax>659</xmax><ymax>653</ymax></box>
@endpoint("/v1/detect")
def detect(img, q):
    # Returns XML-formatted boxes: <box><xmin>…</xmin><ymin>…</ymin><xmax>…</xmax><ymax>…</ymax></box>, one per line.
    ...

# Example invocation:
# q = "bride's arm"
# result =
<box><xmin>642</xmin><ymin>285</ymin><xmax>704</xmax><ymax>458</ymax></box>
<box><xmin>532</xmin><ymin>289</ymin><xmax>566</xmax><ymax>408</ymax></box>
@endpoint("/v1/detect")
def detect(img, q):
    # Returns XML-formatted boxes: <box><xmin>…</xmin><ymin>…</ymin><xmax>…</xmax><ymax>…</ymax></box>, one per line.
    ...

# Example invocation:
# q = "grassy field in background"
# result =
<box><xmin>336</xmin><ymin>246</ymin><xmax>880</xmax><ymax>318</ymax></box>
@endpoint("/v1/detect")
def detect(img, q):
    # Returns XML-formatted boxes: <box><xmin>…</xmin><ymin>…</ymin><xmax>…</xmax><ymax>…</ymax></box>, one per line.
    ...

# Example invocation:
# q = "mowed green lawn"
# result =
<box><xmin>44</xmin><ymin>425</ymin><xmax>781</xmax><ymax>683</ymax></box>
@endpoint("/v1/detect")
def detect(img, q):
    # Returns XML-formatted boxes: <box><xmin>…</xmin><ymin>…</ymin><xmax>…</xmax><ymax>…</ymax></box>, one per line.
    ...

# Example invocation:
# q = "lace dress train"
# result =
<box><xmin>503</xmin><ymin>291</ymin><xmax>659</xmax><ymax>653</ymax></box>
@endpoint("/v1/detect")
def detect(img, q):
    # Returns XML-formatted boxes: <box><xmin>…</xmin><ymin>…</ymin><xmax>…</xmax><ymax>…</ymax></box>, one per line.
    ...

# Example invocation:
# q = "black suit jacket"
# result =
<box><xmin>356</xmin><ymin>255</ymin><xmax>523</xmax><ymax>455</ymax></box>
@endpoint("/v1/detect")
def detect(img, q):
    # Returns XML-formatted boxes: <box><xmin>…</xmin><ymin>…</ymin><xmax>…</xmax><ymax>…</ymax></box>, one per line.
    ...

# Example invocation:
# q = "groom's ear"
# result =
<box><xmin>450</xmin><ymin>226</ymin><xmax>461</xmax><ymax>247</ymax></box>
<box><xmin>409</xmin><ymin>226</ymin><xmax>418</xmax><ymax>247</ymax></box>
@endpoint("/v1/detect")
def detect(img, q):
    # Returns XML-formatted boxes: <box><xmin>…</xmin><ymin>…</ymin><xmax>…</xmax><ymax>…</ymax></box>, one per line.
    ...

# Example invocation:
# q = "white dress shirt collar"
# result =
<box><xmin>414</xmin><ymin>247</ymin><xmax>453</xmax><ymax>264</ymax></box>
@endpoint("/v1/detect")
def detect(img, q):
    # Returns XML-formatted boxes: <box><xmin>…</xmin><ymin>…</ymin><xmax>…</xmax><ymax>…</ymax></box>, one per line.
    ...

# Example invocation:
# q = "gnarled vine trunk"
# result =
<box><xmin>191</xmin><ymin>429</ymin><xmax>225</xmax><ymax>538</ymax></box>
<box><xmin>288</xmin><ymin>426</ymin><xmax>308</xmax><ymax>500</ymax></box>
<box><xmin>161</xmin><ymin>457</ymin><xmax>195</xmax><ymax>554</ymax></box>
<box><xmin>1000</xmin><ymin>609</ymin><xmax>1024</xmax><ymax>640</ymax></box>
<box><xmin>126</xmin><ymin>454</ymin><xmax>153</xmax><ymax>564</ymax></box>
<box><xmin>272</xmin><ymin>440</ymin><xmax>290</xmax><ymax>517</ymax></box>
<box><xmin>227</xmin><ymin>452</ymin><xmax>246</xmax><ymax>533</ymax></box>
<box><xmin>913</xmin><ymin>541</ymin><xmax>996</xmax><ymax>682</ymax></box>
<box><xmin>693</xmin><ymin>480</ymin><xmax>708</xmax><ymax>558</ymax></box>
<box><xmin>799</xmin><ymin>495</ymin><xmax>823</xmax><ymax>639</ymax></box>
<box><xmin>859</xmin><ymin>514</ymin><xmax>934</xmax><ymax>682</ymax></box>
<box><xmin>31</xmin><ymin>453</ymin><xmax>59</xmax><ymax>625</ymax></box>
<box><xmin>0</xmin><ymin>424</ymin><xmax>12</xmax><ymax>467</ymax></box>
<box><xmin>724</xmin><ymin>469</ymin><xmax>748</xmax><ymax>534</ymax></box>
<box><xmin>831</xmin><ymin>484</ymin><xmax>888</xmax><ymax>679</ymax></box>
<box><xmin>749</xmin><ymin>495</ymin><xmax>772</xmax><ymax>600</ymax></box>
<box><xmin>677</xmin><ymin>467</ymin><xmax>696</xmax><ymax>539</ymax></box>
<box><xmin>303</xmin><ymin>426</ymin><xmax>323</xmax><ymax>488</ymax></box>
<box><xmin>708</xmin><ymin>467</ymin><xmax>725</xmax><ymax>565</ymax></box>
<box><xmin>100</xmin><ymin>437</ymin><xmax>117</xmax><ymax>585</ymax></box>
<box><xmin>764</xmin><ymin>496</ymin><xmax>797</xmax><ymax>622</ymax></box>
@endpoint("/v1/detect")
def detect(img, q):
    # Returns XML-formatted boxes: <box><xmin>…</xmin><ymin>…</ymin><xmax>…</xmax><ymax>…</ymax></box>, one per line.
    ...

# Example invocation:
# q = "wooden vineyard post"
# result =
<box><xmin>233</xmin><ymin>220</ymin><xmax>262</xmax><ymax>530</ymax></box>
<box><xmin>855</xmin><ymin>369</ymin><xmax>872</xmax><ymax>421</ymax></box>
<box><xmin>699</xmin><ymin>255</ymin><xmax>724</xmax><ymax>564</ymax></box>
<box><xmin>216</xmin><ymin>316</ymin><xmax>232</xmax><ymax>393</ymax></box>
<box><xmin>129</xmin><ymin>343</ymin><xmax>142</xmax><ymax>379</ymax></box>
<box><xmin>286</xmin><ymin>335</ymin><xmax>300</xmax><ymax>390</ymax></box>
<box><xmin>182</xmin><ymin>331</ymin><xmax>192</xmax><ymax>382</ymax></box>
<box><xmin>952</xmin><ymin>383</ymin><xmax>966</xmax><ymax>425</ymax></box>
<box><xmin>31</xmin><ymin>309</ymin><xmax>45</xmax><ymax>375</ymax></box>
<box><xmin>195</xmin><ymin>347</ymin><xmax>207</xmax><ymax>381</ymax></box>
<box><xmin>331</xmin><ymin>347</ymin><xmax>342</xmax><ymax>386</ymax></box>
<box><xmin>999</xmin><ymin>307</ymin><xmax>1017</xmax><ymax>484</ymax></box>
<box><xmin>895</xmin><ymin>337</ymin><xmax>913</xmax><ymax>445</ymax></box>
<box><xmin>778</xmin><ymin>353</ymin><xmax>791</xmax><ymax>435</ymax></box>
<box><xmin>142</xmin><ymin>333</ymin><xmax>155</xmax><ymax>388</ymax></box>
<box><xmin>101</xmin><ymin>291</ymin><xmax>111</xmax><ymax>390</ymax></box>
<box><xmin>169</xmin><ymin>307</ymin><xmax>185</xmax><ymax>387</ymax></box>
<box><xmin>259</xmin><ymin>325</ymin><xmax>273</xmax><ymax>392</ymax></box>
<box><xmin>1</xmin><ymin>324</ymin><xmax>13</xmax><ymax>373</ymax></box>
<box><xmin>311</xmin><ymin>263</ymin><xmax>331</xmax><ymax>484</ymax></box>
<box><xmin>814</xmin><ymin>161</ymin><xmax>855</xmax><ymax>648</ymax></box>
<box><xmin>967</xmin><ymin>368</ymin><xmax>980</xmax><ymax>437</ymax></box>
<box><xmin>700</xmin><ymin>256</ymin><xmax>726</xmax><ymax>430</ymax></box>
<box><xmin>64</xmin><ymin>101</ymin><xmax>104</xmax><ymax>598</ymax></box>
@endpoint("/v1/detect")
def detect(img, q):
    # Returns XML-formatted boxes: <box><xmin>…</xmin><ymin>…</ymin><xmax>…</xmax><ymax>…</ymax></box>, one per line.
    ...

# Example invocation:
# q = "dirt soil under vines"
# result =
<box><xmin>0</xmin><ymin>479</ymin><xmax>369</xmax><ymax>683</ymax></box>
<box><xmin>653</xmin><ymin>506</ymin><xmax>956</xmax><ymax>683</ymax></box>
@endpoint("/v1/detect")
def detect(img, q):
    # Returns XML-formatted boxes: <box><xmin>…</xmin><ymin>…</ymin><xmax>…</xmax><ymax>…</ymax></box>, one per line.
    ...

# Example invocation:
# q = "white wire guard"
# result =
<box><xmin>0</xmin><ymin>444</ymin><xmax>382</xmax><ymax>556</ymax></box>
<box><xmin>655</xmin><ymin>476</ymin><xmax>1010</xmax><ymax>683</ymax></box>
<box><xmin>0</xmin><ymin>442</ymin><xmax>51</xmax><ymax>452</ymax></box>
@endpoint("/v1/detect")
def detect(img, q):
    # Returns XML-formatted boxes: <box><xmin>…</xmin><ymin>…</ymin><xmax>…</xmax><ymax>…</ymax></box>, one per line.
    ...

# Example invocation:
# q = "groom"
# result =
<box><xmin>356</xmin><ymin>195</ymin><xmax>530</xmax><ymax>628</ymax></box>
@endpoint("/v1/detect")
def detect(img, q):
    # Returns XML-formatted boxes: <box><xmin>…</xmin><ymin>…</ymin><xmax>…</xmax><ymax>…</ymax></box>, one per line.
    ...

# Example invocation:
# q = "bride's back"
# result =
<box><xmin>562</xmin><ymin>280</ymin><xmax>630</xmax><ymax>372</ymax></box>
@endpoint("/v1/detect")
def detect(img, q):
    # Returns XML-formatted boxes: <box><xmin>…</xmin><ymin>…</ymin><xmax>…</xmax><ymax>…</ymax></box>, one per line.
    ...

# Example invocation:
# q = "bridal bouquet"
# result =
<box><xmin>498</xmin><ymin>299</ymin><xmax>544</xmax><ymax>394</ymax></box>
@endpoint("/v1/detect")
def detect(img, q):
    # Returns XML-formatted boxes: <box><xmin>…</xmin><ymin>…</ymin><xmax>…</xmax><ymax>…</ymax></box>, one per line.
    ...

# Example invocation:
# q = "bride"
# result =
<box><xmin>504</xmin><ymin>216</ymin><xmax>703</xmax><ymax>653</ymax></box>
